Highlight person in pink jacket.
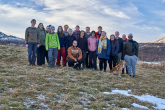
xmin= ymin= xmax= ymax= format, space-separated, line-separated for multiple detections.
xmin=88 ymin=31 xmax=98 ymax=70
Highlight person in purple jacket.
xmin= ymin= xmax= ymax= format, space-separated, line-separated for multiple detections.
xmin=56 ymin=26 xmax=67 ymax=67
xmin=88 ymin=31 xmax=98 ymax=70
xmin=108 ymin=34 xmax=119 ymax=70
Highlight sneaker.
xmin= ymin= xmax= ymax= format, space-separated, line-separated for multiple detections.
xmin=129 ymin=75 xmax=131 ymax=77
xmin=93 ymin=68 xmax=96 ymax=70
xmin=27 ymin=63 xmax=32 ymax=66
xmin=32 ymin=63 xmax=36 ymax=66
xmin=63 ymin=65 xmax=66 ymax=67
xmin=90 ymin=68 xmax=93 ymax=70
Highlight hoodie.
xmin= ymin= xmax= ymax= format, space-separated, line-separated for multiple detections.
xmin=88 ymin=36 xmax=98 ymax=51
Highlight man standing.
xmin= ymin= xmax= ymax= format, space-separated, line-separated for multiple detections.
xmin=45 ymin=25 xmax=51 ymax=65
xmin=123 ymin=33 xmax=139 ymax=77
xmin=85 ymin=26 xmax=91 ymax=68
xmin=25 ymin=19 xmax=40 ymax=66
xmin=115 ymin=31 xmax=123 ymax=64
xmin=73 ymin=25 xmax=80 ymax=40
xmin=96 ymin=26 xmax=102 ymax=39
xmin=67 ymin=40 xmax=82 ymax=70
xmin=121 ymin=34 xmax=128 ymax=74
xmin=63 ymin=24 xmax=69 ymax=36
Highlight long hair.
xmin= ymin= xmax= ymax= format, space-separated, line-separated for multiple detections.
xmin=57 ymin=26 xmax=64 ymax=37
xmin=90 ymin=31 xmax=96 ymax=38
xmin=79 ymin=30 xmax=86 ymax=38
xmin=110 ymin=34 xmax=117 ymax=46
xmin=37 ymin=23 xmax=46 ymax=36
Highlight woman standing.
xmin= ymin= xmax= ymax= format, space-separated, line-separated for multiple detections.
xmin=56 ymin=26 xmax=67 ymax=67
xmin=45 ymin=26 xmax=60 ymax=68
xmin=88 ymin=31 xmax=98 ymax=70
xmin=108 ymin=34 xmax=119 ymax=70
xmin=96 ymin=31 xmax=111 ymax=72
xmin=37 ymin=23 xmax=46 ymax=66
xmin=77 ymin=30 xmax=88 ymax=69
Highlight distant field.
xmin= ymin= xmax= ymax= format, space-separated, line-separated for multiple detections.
xmin=0 ymin=45 xmax=165 ymax=109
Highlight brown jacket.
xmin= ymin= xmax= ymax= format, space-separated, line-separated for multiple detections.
xmin=25 ymin=27 xmax=40 ymax=44
xmin=67 ymin=46 xmax=82 ymax=60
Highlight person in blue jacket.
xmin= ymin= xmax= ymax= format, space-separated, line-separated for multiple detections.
xmin=108 ymin=34 xmax=119 ymax=70
xmin=96 ymin=31 xmax=111 ymax=72
xmin=56 ymin=26 xmax=67 ymax=66
xmin=77 ymin=30 xmax=88 ymax=69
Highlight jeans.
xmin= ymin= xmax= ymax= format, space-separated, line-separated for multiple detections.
xmin=108 ymin=55 xmax=117 ymax=70
xmin=124 ymin=55 xmax=138 ymax=76
xmin=89 ymin=51 xmax=96 ymax=69
xmin=67 ymin=58 xmax=82 ymax=68
xmin=37 ymin=45 xmax=46 ymax=65
xmin=48 ymin=48 xmax=58 ymax=67
xmin=99 ymin=58 xmax=107 ymax=71
xmin=28 ymin=44 xmax=37 ymax=64
xmin=56 ymin=47 xmax=66 ymax=66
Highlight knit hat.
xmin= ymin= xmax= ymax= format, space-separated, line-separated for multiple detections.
xmin=128 ymin=33 xmax=133 ymax=37
xmin=50 ymin=26 xmax=55 ymax=31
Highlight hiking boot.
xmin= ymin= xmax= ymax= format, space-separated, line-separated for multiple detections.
xmin=57 ymin=64 xmax=60 ymax=67
xmin=32 ymin=63 xmax=36 ymax=66
xmin=129 ymin=75 xmax=131 ymax=77
xmin=133 ymin=75 xmax=136 ymax=78
xmin=27 ymin=63 xmax=32 ymax=66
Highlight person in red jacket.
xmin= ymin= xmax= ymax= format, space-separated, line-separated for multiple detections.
xmin=96 ymin=26 xmax=102 ymax=39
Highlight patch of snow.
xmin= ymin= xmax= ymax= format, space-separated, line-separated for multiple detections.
xmin=103 ymin=90 xmax=165 ymax=109
xmin=37 ymin=94 xmax=45 ymax=100
xmin=132 ymin=103 xmax=149 ymax=109
xmin=8 ymin=88 xmax=12 ymax=91
xmin=142 ymin=61 xmax=161 ymax=65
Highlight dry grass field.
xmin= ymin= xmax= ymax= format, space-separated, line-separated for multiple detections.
xmin=0 ymin=45 xmax=165 ymax=110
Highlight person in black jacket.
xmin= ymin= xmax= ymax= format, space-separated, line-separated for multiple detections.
xmin=115 ymin=31 xmax=123 ymax=64
xmin=66 ymin=29 xmax=76 ymax=51
xmin=77 ymin=30 xmax=88 ymax=69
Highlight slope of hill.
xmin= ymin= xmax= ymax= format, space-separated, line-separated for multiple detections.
xmin=0 ymin=45 xmax=165 ymax=109
xmin=0 ymin=32 xmax=25 ymax=47
xmin=148 ymin=37 xmax=165 ymax=43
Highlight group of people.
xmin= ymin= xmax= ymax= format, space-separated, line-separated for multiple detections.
xmin=25 ymin=19 xmax=139 ymax=77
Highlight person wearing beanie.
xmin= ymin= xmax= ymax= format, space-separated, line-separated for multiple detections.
xmin=88 ymin=31 xmax=98 ymax=70
xmin=45 ymin=26 xmax=60 ymax=68
xmin=123 ymin=33 xmax=139 ymax=77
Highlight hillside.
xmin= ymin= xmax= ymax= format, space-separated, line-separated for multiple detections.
xmin=0 ymin=32 xmax=25 ymax=47
xmin=148 ymin=37 xmax=165 ymax=43
xmin=0 ymin=45 xmax=165 ymax=109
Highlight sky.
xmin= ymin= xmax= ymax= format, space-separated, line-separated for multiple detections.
xmin=0 ymin=0 xmax=165 ymax=42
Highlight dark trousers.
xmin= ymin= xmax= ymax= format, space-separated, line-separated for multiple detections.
xmin=82 ymin=50 xmax=87 ymax=67
xmin=99 ymin=58 xmax=107 ymax=71
xmin=28 ymin=44 xmax=37 ymax=64
xmin=37 ymin=45 xmax=46 ymax=65
xmin=45 ymin=50 xmax=49 ymax=64
xmin=108 ymin=55 xmax=117 ymax=70
xmin=67 ymin=58 xmax=82 ymax=68
xmin=89 ymin=51 xmax=96 ymax=69
xmin=86 ymin=52 xmax=90 ymax=68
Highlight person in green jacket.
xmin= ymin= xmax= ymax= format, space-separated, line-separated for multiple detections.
xmin=37 ymin=23 xmax=46 ymax=66
xmin=45 ymin=26 xmax=60 ymax=68
xmin=123 ymin=33 xmax=139 ymax=77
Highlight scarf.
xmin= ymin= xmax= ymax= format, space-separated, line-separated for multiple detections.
xmin=97 ymin=36 xmax=107 ymax=54
xmin=128 ymin=40 xmax=135 ymax=53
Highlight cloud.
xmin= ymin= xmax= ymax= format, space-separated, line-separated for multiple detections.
xmin=0 ymin=0 xmax=164 ymax=42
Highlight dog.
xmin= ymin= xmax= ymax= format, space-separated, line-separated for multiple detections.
xmin=110 ymin=60 xmax=126 ymax=77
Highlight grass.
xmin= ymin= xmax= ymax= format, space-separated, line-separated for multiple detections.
xmin=0 ymin=45 xmax=165 ymax=109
